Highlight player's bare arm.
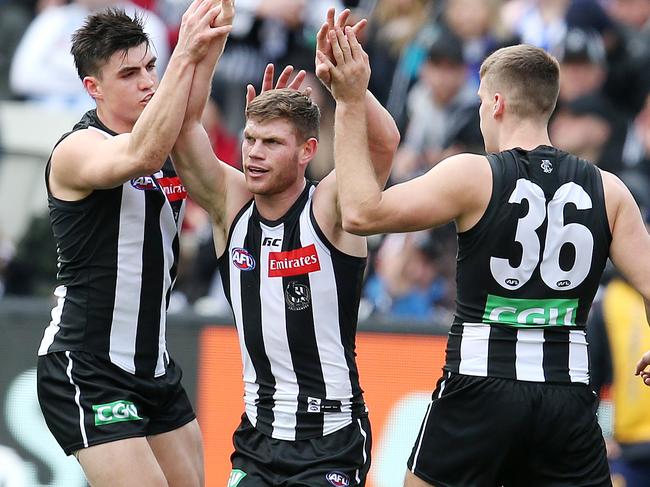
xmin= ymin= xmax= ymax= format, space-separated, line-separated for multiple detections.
xmin=603 ymin=170 xmax=650 ymax=385
xmin=327 ymin=27 xmax=490 ymax=236
xmin=313 ymin=14 xmax=399 ymax=252
xmin=49 ymin=0 xmax=229 ymax=201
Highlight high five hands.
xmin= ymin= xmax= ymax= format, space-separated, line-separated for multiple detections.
xmin=316 ymin=24 xmax=371 ymax=104
xmin=636 ymin=351 xmax=650 ymax=386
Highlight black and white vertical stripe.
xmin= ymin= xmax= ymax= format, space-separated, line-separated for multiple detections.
xmin=39 ymin=113 xmax=184 ymax=378
xmin=445 ymin=323 xmax=589 ymax=383
xmin=220 ymin=184 xmax=366 ymax=440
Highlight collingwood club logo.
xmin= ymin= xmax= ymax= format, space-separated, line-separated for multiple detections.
xmin=541 ymin=159 xmax=553 ymax=174
xmin=285 ymin=281 xmax=311 ymax=311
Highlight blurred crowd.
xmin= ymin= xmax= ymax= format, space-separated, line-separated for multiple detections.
xmin=2 ymin=0 xmax=650 ymax=324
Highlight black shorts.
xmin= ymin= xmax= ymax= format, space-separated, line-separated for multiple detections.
xmin=230 ymin=414 xmax=372 ymax=486
xmin=37 ymin=351 xmax=196 ymax=455
xmin=407 ymin=373 xmax=611 ymax=487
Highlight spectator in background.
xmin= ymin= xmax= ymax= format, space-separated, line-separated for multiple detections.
xmin=391 ymin=28 xmax=477 ymax=182
xmin=550 ymin=94 xmax=627 ymax=174
xmin=9 ymin=0 xmax=170 ymax=112
xmin=502 ymin=0 xmax=569 ymax=51
xmin=622 ymin=90 xmax=650 ymax=177
xmin=363 ymin=231 xmax=455 ymax=322
xmin=597 ymin=0 xmax=650 ymax=117
xmin=588 ymin=170 xmax=650 ymax=487
xmin=442 ymin=0 xmax=515 ymax=87
xmin=364 ymin=0 xmax=433 ymax=116
xmin=0 ymin=0 xmax=34 ymax=100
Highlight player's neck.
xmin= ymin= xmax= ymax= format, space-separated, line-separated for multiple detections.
xmin=254 ymin=178 xmax=307 ymax=221
xmin=498 ymin=120 xmax=551 ymax=152
xmin=95 ymin=106 xmax=135 ymax=135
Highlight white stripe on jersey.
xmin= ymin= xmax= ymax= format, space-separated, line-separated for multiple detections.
xmin=568 ymin=330 xmax=589 ymax=383
xmin=458 ymin=323 xmax=490 ymax=376
xmin=258 ymin=221 xmax=300 ymax=438
xmin=109 ymin=182 xmax=146 ymax=374
xmin=156 ymin=182 xmax=180 ymax=375
xmin=300 ymin=205 xmax=353 ymax=435
xmin=515 ymin=328 xmax=545 ymax=381
xmin=231 ymin=204 xmax=261 ymax=428
xmin=39 ymin=285 xmax=66 ymax=355
xmin=65 ymin=351 xmax=88 ymax=448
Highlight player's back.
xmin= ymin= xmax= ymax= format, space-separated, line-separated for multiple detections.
xmin=446 ymin=145 xmax=611 ymax=383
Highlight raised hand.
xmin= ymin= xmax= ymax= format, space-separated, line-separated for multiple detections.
xmin=245 ymin=64 xmax=309 ymax=107
xmin=317 ymin=26 xmax=370 ymax=103
xmin=315 ymin=8 xmax=367 ymax=90
xmin=176 ymin=0 xmax=233 ymax=64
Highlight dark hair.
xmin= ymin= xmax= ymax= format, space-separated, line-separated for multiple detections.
xmin=246 ymin=89 xmax=320 ymax=141
xmin=480 ymin=44 xmax=560 ymax=121
xmin=71 ymin=8 xmax=150 ymax=80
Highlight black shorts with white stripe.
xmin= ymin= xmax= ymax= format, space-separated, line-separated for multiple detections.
xmin=229 ymin=413 xmax=371 ymax=486
xmin=407 ymin=372 xmax=611 ymax=487
xmin=37 ymin=351 xmax=195 ymax=455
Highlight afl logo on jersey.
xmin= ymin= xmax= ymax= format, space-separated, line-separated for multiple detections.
xmin=232 ymin=248 xmax=256 ymax=271
xmin=326 ymin=471 xmax=350 ymax=487
xmin=130 ymin=176 xmax=157 ymax=190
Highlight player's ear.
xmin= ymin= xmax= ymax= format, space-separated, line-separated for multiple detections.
xmin=84 ymin=76 xmax=102 ymax=101
xmin=493 ymin=93 xmax=505 ymax=117
xmin=299 ymin=138 xmax=318 ymax=166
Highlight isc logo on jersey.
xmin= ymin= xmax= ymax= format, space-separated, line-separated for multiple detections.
xmin=232 ymin=247 xmax=256 ymax=271
xmin=326 ymin=471 xmax=350 ymax=487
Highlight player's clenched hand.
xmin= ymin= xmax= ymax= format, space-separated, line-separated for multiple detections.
xmin=245 ymin=64 xmax=310 ymax=108
xmin=315 ymin=8 xmax=367 ymax=90
xmin=176 ymin=0 xmax=233 ymax=64
xmin=318 ymin=26 xmax=370 ymax=103
xmin=635 ymin=350 xmax=650 ymax=386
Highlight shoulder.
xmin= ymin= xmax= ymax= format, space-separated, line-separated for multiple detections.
xmin=52 ymin=128 xmax=111 ymax=167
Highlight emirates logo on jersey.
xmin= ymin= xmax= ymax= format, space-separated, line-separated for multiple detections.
xmin=268 ymin=244 xmax=320 ymax=277
xmin=158 ymin=177 xmax=187 ymax=202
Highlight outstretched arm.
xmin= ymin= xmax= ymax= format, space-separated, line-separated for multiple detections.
xmin=327 ymin=27 xmax=490 ymax=236
xmin=50 ymin=0 xmax=231 ymax=199
xmin=315 ymin=8 xmax=399 ymax=186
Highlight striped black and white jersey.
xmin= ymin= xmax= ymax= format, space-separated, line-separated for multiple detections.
xmin=446 ymin=146 xmax=611 ymax=384
xmin=38 ymin=110 xmax=187 ymax=378
xmin=218 ymin=182 xmax=367 ymax=441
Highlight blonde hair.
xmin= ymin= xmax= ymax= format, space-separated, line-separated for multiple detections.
xmin=246 ymin=89 xmax=320 ymax=142
xmin=480 ymin=44 xmax=560 ymax=120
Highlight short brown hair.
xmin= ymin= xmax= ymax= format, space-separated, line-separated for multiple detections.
xmin=480 ymin=44 xmax=560 ymax=121
xmin=246 ymin=89 xmax=320 ymax=142
xmin=71 ymin=8 xmax=150 ymax=79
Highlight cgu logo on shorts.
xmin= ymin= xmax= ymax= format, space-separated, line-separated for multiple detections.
xmin=227 ymin=469 xmax=247 ymax=487
xmin=326 ymin=471 xmax=350 ymax=487
xmin=232 ymin=247 xmax=256 ymax=271
xmin=92 ymin=400 xmax=142 ymax=426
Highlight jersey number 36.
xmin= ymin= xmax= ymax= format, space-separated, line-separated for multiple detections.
xmin=490 ymin=180 xmax=594 ymax=291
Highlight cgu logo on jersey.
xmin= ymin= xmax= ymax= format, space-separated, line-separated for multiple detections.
xmin=483 ymin=294 xmax=579 ymax=327
xmin=268 ymin=244 xmax=320 ymax=277
xmin=326 ymin=471 xmax=350 ymax=487
xmin=93 ymin=400 xmax=142 ymax=426
xmin=232 ymin=247 xmax=256 ymax=271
